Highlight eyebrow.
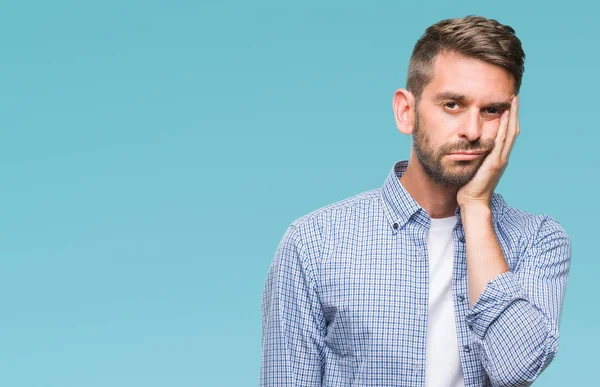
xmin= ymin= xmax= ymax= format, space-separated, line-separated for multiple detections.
xmin=433 ymin=92 xmax=512 ymax=111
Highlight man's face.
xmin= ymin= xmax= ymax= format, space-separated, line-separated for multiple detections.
xmin=411 ymin=52 xmax=515 ymax=187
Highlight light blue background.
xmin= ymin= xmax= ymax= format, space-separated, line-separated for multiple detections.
xmin=1 ymin=1 xmax=597 ymax=386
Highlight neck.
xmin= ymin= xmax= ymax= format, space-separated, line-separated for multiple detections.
xmin=399 ymin=150 xmax=460 ymax=219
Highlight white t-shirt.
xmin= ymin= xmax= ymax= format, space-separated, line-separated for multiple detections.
xmin=424 ymin=215 xmax=465 ymax=387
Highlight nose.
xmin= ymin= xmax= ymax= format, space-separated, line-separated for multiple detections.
xmin=458 ymin=109 xmax=482 ymax=142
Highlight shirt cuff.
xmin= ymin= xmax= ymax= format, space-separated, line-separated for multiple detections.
xmin=466 ymin=271 xmax=527 ymax=339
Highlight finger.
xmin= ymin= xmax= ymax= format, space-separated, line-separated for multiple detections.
xmin=491 ymin=106 xmax=510 ymax=162
xmin=501 ymin=96 xmax=519 ymax=161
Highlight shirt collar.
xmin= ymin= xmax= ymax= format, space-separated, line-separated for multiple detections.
xmin=380 ymin=160 xmax=505 ymax=231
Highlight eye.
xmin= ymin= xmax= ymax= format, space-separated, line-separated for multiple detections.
xmin=483 ymin=107 xmax=501 ymax=115
xmin=444 ymin=102 xmax=460 ymax=111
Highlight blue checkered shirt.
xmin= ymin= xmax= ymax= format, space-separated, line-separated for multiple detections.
xmin=261 ymin=160 xmax=571 ymax=386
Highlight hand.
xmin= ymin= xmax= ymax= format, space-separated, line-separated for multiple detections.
xmin=457 ymin=95 xmax=520 ymax=208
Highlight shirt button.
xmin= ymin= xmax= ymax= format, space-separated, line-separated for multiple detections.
xmin=458 ymin=295 xmax=465 ymax=302
xmin=468 ymin=324 xmax=473 ymax=331
xmin=464 ymin=345 xmax=471 ymax=353
xmin=459 ymin=236 xmax=466 ymax=243
xmin=393 ymin=223 xmax=399 ymax=230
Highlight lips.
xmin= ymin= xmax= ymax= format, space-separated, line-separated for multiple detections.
xmin=448 ymin=151 xmax=485 ymax=155
xmin=446 ymin=150 xmax=486 ymax=161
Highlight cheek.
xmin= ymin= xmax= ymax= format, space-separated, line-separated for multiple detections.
xmin=482 ymin=120 xmax=501 ymax=139
xmin=421 ymin=113 xmax=459 ymax=146
xmin=427 ymin=108 xmax=462 ymax=133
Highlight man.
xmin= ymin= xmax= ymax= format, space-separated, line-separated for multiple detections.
xmin=261 ymin=15 xmax=571 ymax=387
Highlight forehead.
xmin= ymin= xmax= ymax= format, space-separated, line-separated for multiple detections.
xmin=422 ymin=52 xmax=515 ymax=102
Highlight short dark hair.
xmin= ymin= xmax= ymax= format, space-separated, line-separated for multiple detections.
xmin=406 ymin=15 xmax=525 ymax=103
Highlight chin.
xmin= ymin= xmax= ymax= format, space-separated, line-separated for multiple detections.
xmin=440 ymin=166 xmax=479 ymax=185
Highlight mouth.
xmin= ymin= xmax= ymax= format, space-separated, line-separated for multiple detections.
xmin=446 ymin=151 xmax=485 ymax=160
xmin=448 ymin=150 xmax=486 ymax=155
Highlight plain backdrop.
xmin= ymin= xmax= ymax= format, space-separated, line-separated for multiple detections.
xmin=1 ymin=1 xmax=598 ymax=386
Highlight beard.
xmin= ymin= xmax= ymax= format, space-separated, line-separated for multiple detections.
xmin=412 ymin=112 xmax=495 ymax=188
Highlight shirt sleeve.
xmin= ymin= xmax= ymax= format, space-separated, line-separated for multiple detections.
xmin=260 ymin=225 xmax=327 ymax=386
xmin=465 ymin=216 xmax=572 ymax=387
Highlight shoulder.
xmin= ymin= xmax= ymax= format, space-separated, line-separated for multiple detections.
xmin=291 ymin=188 xmax=381 ymax=228
xmin=495 ymin=193 xmax=571 ymax=251
xmin=282 ymin=188 xmax=383 ymax=252
xmin=272 ymin=188 xmax=383 ymax=278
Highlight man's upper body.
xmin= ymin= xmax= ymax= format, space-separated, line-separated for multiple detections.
xmin=261 ymin=15 xmax=572 ymax=387
xmin=261 ymin=160 xmax=571 ymax=386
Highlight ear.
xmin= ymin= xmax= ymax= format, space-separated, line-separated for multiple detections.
xmin=392 ymin=88 xmax=416 ymax=135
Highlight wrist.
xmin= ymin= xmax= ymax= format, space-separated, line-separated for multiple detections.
xmin=460 ymin=201 xmax=492 ymax=219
